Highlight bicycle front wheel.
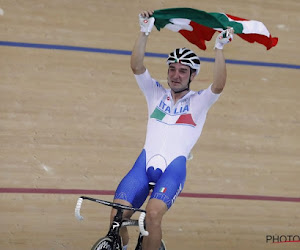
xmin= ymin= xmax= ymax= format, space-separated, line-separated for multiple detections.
xmin=91 ymin=237 xmax=115 ymax=250
xmin=159 ymin=239 xmax=167 ymax=250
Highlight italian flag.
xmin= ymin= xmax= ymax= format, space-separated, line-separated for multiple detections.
xmin=152 ymin=8 xmax=278 ymax=50
xmin=150 ymin=108 xmax=197 ymax=127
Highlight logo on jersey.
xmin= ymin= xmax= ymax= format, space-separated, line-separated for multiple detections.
xmin=150 ymin=100 xmax=197 ymax=127
xmin=155 ymin=81 xmax=162 ymax=88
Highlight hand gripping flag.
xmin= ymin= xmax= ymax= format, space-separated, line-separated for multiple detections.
xmin=152 ymin=8 xmax=278 ymax=50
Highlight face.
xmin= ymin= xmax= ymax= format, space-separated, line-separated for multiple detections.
xmin=167 ymin=63 xmax=195 ymax=93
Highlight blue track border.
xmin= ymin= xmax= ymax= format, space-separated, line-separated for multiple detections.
xmin=1 ymin=41 xmax=299 ymax=70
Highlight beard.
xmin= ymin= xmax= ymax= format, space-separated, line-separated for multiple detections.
xmin=168 ymin=79 xmax=190 ymax=93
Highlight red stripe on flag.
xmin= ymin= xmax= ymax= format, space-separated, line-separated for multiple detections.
xmin=237 ymin=33 xmax=278 ymax=50
xmin=178 ymin=17 xmax=278 ymax=50
xmin=179 ymin=21 xmax=217 ymax=50
xmin=176 ymin=114 xmax=197 ymax=126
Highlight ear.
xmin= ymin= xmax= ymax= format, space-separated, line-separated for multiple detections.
xmin=189 ymin=71 xmax=196 ymax=82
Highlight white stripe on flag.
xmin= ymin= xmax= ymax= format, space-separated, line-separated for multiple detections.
xmin=226 ymin=16 xmax=270 ymax=36
xmin=165 ymin=18 xmax=193 ymax=32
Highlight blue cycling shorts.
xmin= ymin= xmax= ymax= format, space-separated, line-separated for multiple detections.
xmin=114 ymin=150 xmax=186 ymax=209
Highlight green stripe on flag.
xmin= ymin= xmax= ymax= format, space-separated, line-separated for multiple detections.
xmin=153 ymin=8 xmax=243 ymax=34
xmin=153 ymin=8 xmax=223 ymax=30
xmin=150 ymin=108 xmax=166 ymax=120
xmin=210 ymin=12 xmax=243 ymax=33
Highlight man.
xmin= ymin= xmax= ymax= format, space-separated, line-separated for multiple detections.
xmin=111 ymin=10 xmax=233 ymax=250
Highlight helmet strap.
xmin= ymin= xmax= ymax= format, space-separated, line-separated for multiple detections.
xmin=173 ymin=85 xmax=189 ymax=94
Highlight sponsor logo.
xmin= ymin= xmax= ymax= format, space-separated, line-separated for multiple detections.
xmin=112 ymin=222 xmax=120 ymax=230
xmin=96 ymin=240 xmax=111 ymax=250
xmin=171 ymin=183 xmax=182 ymax=205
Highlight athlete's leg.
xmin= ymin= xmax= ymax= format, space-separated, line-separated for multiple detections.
xmin=142 ymin=198 xmax=167 ymax=250
xmin=111 ymin=150 xmax=150 ymax=246
xmin=143 ymin=155 xmax=187 ymax=249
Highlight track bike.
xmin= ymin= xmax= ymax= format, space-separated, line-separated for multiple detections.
xmin=75 ymin=196 xmax=166 ymax=250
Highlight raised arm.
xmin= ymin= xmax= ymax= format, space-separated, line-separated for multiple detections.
xmin=131 ymin=10 xmax=154 ymax=75
xmin=211 ymin=28 xmax=234 ymax=94
xmin=131 ymin=33 xmax=148 ymax=75
xmin=212 ymin=49 xmax=226 ymax=94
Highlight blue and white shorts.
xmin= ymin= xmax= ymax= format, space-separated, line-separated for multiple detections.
xmin=114 ymin=150 xmax=186 ymax=209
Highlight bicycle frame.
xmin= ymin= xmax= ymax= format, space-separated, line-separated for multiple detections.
xmin=75 ymin=196 xmax=149 ymax=250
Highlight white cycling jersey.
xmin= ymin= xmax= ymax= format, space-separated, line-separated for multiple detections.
xmin=135 ymin=69 xmax=220 ymax=172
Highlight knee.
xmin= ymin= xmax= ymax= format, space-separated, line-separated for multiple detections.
xmin=146 ymin=206 xmax=166 ymax=227
xmin=146 ymin=210 xmax=161 ymax=228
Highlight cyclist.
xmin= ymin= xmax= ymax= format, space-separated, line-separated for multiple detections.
xmin=111 ymin=10 xmax=234 ymax=250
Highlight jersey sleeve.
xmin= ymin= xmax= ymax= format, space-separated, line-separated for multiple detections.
xmin=192 ymin=84 xmax=221 ymax=115
xmin=134 ymin=69 xmax=166 ymax=107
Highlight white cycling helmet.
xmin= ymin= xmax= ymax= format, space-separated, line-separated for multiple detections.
xmin=167 ymin=48 xmax=201 ymax=75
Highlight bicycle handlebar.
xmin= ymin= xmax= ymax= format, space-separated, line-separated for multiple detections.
xmin=138 ymin=212 xmax=149 ymax=236
xmin=74 ymin=196 xmax=149 ymax=236
xmin=75 ymin=197 xmax=84 ymax=220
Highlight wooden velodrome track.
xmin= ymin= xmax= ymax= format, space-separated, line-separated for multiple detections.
xmin=0 ymin=0 xmax=299 ymax=249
